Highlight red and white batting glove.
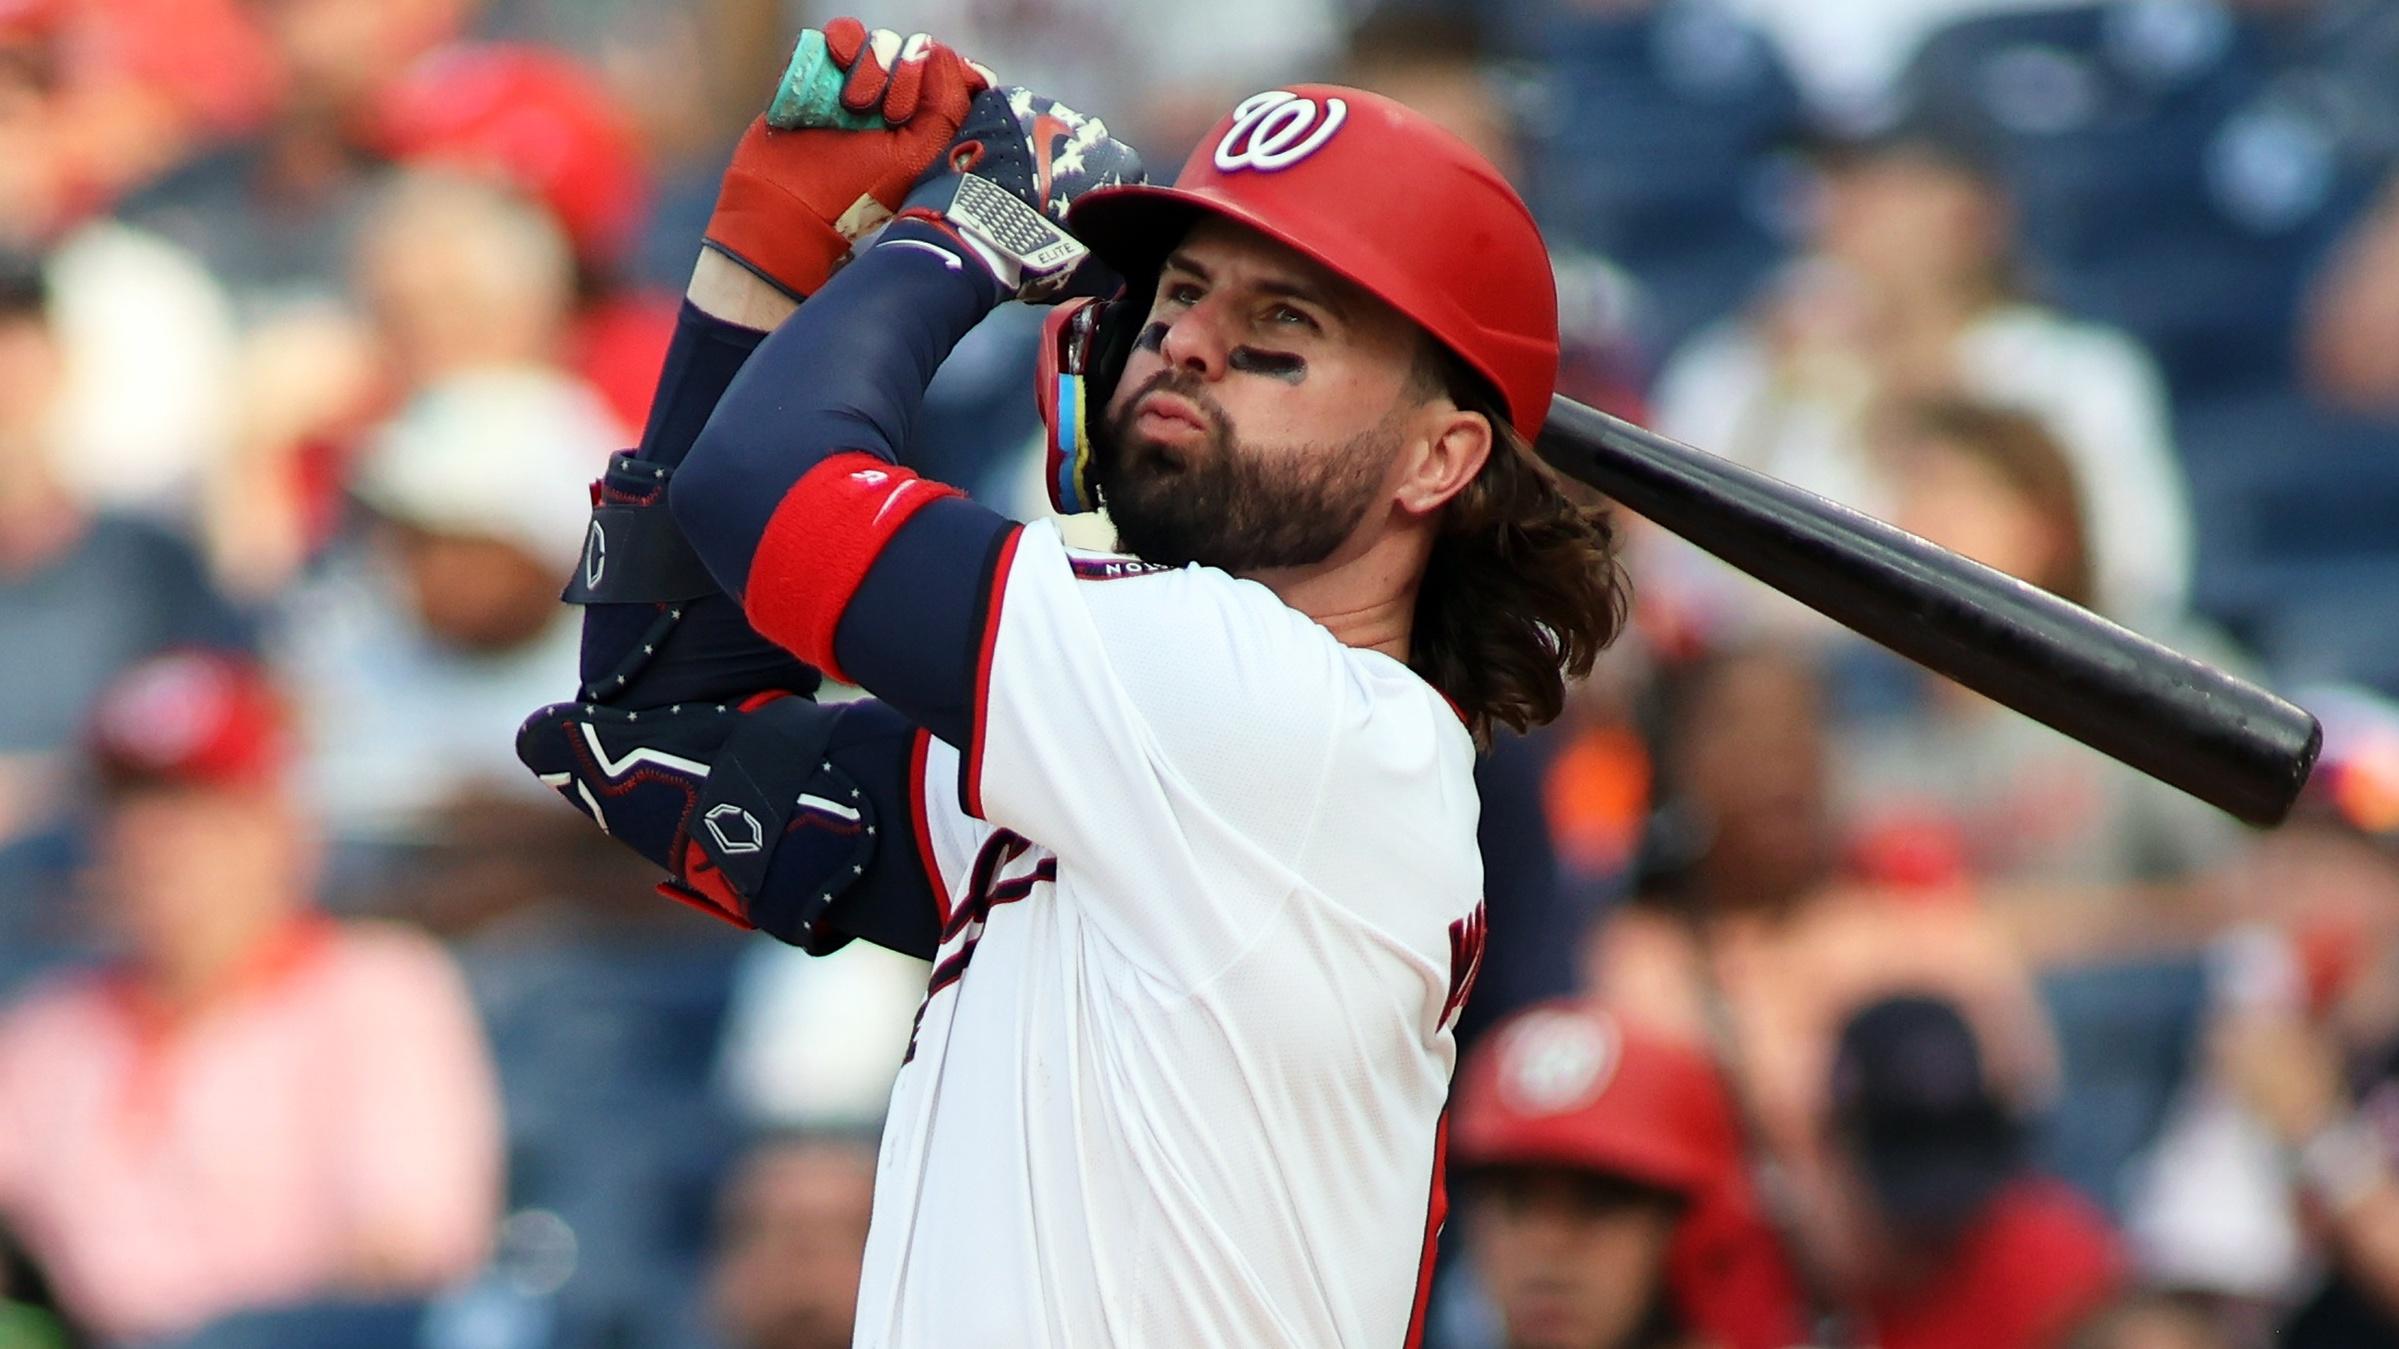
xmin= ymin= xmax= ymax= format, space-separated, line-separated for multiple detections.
xmin=703 ymin=18 xmax=992 ymax=299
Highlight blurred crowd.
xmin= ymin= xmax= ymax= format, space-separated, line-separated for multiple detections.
xmin=0 ymin=0 xmax=2396 ymax=1346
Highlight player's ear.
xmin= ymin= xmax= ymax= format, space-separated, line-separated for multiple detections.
xmin=1392 ymin=406 xmax=1491 ymax=519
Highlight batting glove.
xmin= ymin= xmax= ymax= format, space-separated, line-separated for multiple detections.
xmin=892 ymin=86 xmax=1144 ymax=302
xmin=703 ymin=18 xmax=993 ymax=300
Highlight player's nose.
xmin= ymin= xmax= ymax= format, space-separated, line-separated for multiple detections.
xmin=1155 ymin=304 xmax=1231 ymax=382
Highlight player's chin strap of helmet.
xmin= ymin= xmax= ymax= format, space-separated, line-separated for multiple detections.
xmin=1036 ymin=292 xmax=1145 ymax=515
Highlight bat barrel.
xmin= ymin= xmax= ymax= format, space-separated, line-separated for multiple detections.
xmin=1536 ymin=396 xmax=2323 ymax=827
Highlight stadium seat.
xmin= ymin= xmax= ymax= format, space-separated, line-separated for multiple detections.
xmin=1903 ymin=2 xmax=2268 ymax=253
xmin=158 ymin=1300 xmax=429 ymax=1349
xmin=2177 ymin=390 xmax=2399 ymax=689
xmin=1500 ymin=0 xmax=1806 ymax=354
xmin=2034 ymin=954 xmax=2210 ymax=1217
xmin=461 ymin=931 xmax=747 ymax=1349
xmin=1902 ymin=2 xmax=2369 ymax=401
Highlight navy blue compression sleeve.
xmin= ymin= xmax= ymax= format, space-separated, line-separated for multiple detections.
xmin=641 ymin=300 xmax=767 ymax=469
xmin=673 ymin=221 xmax=1017 ymax=746
xmin=674 ymin=221 xmax=1005 ymax=592
xmin=582 ymin=301 xmax=822 ymax=706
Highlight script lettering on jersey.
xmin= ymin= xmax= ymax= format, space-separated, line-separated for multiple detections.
xmin=904 ymin=828 xmax=1057 ymax=1062
xmin=1213 ymin=90 xmax=1347 ymax=173
xmin=1440 ymin=903 xmax=1487 ymax=1032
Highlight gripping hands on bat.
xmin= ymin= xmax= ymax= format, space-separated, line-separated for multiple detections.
xmin=520 ymin=22 xmax=1139 ymax=950
xmin=701 ymin=18 xmax=989 ymax=300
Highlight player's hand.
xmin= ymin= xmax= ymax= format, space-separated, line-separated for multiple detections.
xmin=703 ymin=19 xmax=992 ymax=300
xmin=893 ymin=86 xmax=1144 ymax=302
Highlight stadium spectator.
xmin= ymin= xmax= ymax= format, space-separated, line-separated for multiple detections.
xmin=2303 ymin=172 xmax=2399 ymax=420
xmin=1590 ymin=644 xmax=2058 ymax=1291
xmin=1825 ymin=994 xmax=2127 ymax=1349
xmin=2063 ymin=1291 xmax=2233 ymax=1349
xmin=362 ymin=40 xmax=673 ymax=430
xmin=1649 ymin=115 xmax=2193 ymax=632
xmin=0 ymin=651 xmax=501 ymax=1342
xmin=0 ymin=246 xmax=246 ymax=866
xmin=2129 ymin=687 xmax=2399 ymax=1342
xmin=114 ymin=0 xmax=473 ymax=313
xmin=707 ymin=1132 xmax=881 ymax=1349
xmin=1840 ymin=399 xmax=2245 ymax=962
xmin=0 ymin=0 xmax=276 ymax=243
xmin=119 ymin=0 xmax=665 ymax=502
xmin=1449 ymin=1000 xmax=1807 ymax=1349
xmin=272 ymin=336 xmax=606 ymax=847
xmin=209 ymin=166 xmax=618 ymax=595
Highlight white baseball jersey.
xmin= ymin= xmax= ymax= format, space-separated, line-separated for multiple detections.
xmin=855 ymin=519 xmax=1488 ymax=1348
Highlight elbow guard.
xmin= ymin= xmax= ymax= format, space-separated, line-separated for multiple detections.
xmin=515 ymin=693 xmax=932 ymax=958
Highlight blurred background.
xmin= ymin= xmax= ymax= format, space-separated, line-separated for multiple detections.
xmin=0 ymin=0 xmax=2395 ymax=1346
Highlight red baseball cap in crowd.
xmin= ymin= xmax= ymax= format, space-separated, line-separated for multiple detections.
xmin=367 ymin=43 xmax=649 ymax=266
xmin=0 ymin=0 xmax=59 ymax=42
xmin=86 ymin=650 xmax=291 ymax=793
xmin=1451 ymin=1000 xmax=1739 ymax=1197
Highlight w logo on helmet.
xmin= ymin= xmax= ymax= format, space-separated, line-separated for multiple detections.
xmin=1213 ymin=90 xmax=1347 ymax=173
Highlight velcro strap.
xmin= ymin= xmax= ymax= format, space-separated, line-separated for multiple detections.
xmin=693 ymin=696 xmax=875 ymax=923
xmin=561 ymin=455 xmax=721 ymax=605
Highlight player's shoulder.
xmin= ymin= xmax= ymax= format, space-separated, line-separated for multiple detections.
xmin=1014 ymin=521 xmax=1472 ymax=759
xmin=1019 ymin=522 xmax=1337 ymax=668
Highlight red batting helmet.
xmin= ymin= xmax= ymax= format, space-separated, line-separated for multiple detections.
xmin=1451 ymin=1001 xmax=1739 ymax=1197
xmin=1038 ymin=85 xmax=1558 ymax=515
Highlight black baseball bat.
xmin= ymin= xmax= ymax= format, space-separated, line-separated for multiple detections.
xmin=1535 ymin=396 xmax=2322 ymax=827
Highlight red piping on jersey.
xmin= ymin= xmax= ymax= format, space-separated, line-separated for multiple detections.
xmin=962 ymin=525 xmax=1024 ymax=820
xmin=1406 ymin=1111 xmax=1450 ymax=1349
xmin=908 ymin=728 xmax=948 ymax=928
xmin=743 ymin=451 xmax=960 ymax=684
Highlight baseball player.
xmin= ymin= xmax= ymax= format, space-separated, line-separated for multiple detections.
xmin=516 ymin=19 xmax=1627 ymax=1346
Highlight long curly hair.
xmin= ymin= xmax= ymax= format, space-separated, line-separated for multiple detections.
xmin=1409 ymin=348 xmax=1631 ymax=743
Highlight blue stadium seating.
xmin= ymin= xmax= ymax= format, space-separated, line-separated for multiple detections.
xmin=460 ymin=931 xmax=747 ymax=1349
xmin=1905 ymin=5 xmax=2267 ymax=248
xmin=2033 ymin=954 xmax=2210 ymax=1217
xmin=155 ymin=1300 xmax=429 ymax=1349
xmin=2177 ymin=390 xmax=2399 ymax=690
xmin=1903 ymin=3 xmax=2372 ymax=400
xmin=1500 ymin=0 xmax=1806 ymax=355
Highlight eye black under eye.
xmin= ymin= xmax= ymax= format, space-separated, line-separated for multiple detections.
xmin=1229 ymin=347 xmax=1306 ymax=382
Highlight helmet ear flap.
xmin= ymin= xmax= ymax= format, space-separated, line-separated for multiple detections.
xmin=1038 ymin=295 xmax=1141 ymax=515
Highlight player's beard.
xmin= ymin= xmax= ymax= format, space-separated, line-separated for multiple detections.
xmin=1097 ymin=371 xmax=1395 ymax=574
